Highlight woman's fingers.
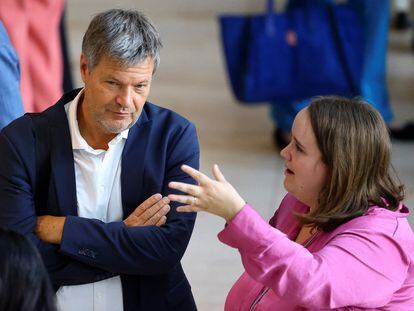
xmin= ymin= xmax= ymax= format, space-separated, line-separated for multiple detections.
xmin=168 ymin=194 xmax=198 ymax=206
xmin=212 ymin=164 xmax=226 ymax=182
xmin=181 ymin=165 xmax=210 ymax=184
xmin=176 ymin=205 xmax=201 ymax=213
xmin=168 ymin=181 xmax=200 ymax=196
xmin=168 ymin=165 xmax=227 ymax=215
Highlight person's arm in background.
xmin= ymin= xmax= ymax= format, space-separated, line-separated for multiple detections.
xmin=0 ymin=21 xmax=24 ymax=131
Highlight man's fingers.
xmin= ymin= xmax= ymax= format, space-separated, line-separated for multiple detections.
xmin=125 ymin=195 xmax=169 ymax=227
xmin=168 ymin=181 xmax=199 ymax=196
xmin=212 ymin=164 xmax=226 ymax=182
xmin=142 ymin=198 xmax=170 ymax=222
xmin=144 ymin=204 xmax=170 ymax=226
xmin=136 ymin=193 xmax=163 ymax=215
xmin=155 ymin=216 xmax=167 ymax=226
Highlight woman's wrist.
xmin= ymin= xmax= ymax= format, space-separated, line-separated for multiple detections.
xmin=224 ymin=198 xmax=246 ymax=223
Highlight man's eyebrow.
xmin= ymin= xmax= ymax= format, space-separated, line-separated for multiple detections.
xmin=105 ymin=75 xmax=119 ymax=81
xmin=105 ymin=76 xmax=151 ymax=84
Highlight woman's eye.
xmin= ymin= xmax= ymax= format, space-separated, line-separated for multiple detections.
xmin=295 ymin=143 xmax=303 ymax=152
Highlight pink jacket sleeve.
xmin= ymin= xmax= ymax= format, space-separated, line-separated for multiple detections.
xmin=218 ymin=204 xmax=410 ymax=309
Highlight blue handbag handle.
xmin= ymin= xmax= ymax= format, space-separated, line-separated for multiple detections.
xmin=266 ymin=0 xmax=274 ymax=13
xmin=264 ymin=0 xmax=299 ymax=36
xmin=327 ymin=6 xmax=359 ymax=95
xmin=265 ymin=0 xmax=276 ymax=35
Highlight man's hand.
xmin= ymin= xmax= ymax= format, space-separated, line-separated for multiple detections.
xmin=124 ymin=193 xmax=171 ymax=227
xmin=36 ymin=215 xmax=66 ymax=244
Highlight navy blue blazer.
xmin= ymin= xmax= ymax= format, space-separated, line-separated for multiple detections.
xmin=0 ymin=89 xmax=199 ymax=310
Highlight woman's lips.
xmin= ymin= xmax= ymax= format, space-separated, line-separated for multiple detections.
xmin=285 ymin=168 xmax=294 ymax=175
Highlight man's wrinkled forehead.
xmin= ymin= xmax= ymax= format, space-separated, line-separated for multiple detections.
xmin=86 ymin=53 xmax=156 ymax=74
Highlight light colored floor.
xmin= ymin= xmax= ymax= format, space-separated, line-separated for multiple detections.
xmin=67 ymin=2 xmax=414 ymax=309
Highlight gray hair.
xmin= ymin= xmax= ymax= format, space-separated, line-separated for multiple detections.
xmin=82 ymin=9 xmax=162 ymax=72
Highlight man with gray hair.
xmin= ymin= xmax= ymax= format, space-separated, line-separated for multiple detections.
xmin=0 ymin=9 xmax=199 ymax=311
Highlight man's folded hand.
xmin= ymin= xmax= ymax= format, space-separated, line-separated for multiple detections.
xmin=124 ymin=193 xmax=170 ymax=227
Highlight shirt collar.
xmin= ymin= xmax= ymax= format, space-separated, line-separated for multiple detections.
xmin=66 ymin=89 xmax=129 ymax=152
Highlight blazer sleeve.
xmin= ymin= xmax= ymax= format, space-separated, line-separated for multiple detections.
xmin=59 ymin=122 xmax=200 ymax=275
xmin=0 ymin=123 xmax=112 ymax=287
xmin=218 ymin=204 xmax=409 ymax=309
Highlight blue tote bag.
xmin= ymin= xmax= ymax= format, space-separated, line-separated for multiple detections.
xmin=219 ymin=0 xmax=364 ymax=104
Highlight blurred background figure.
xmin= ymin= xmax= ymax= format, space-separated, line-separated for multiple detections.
xmin=59 ymin=7 xmax=74 ymax=94
xmin=388 ymin=0 xmax=414 ymax=140
xmin=0 ymin=0 xmax=64 ymax=112
xmin=392 ymin=0 xmax=414 ymax=51
xmin=391 ymin=120 xmax=414 ymax=140
xmin=393 ymin=0 xmax=411 ymax=30
xmin=0 ymin=227 xmax=56 ymax=311
xmin=272 ymin=0 xmax=393 ymax=149
xmin=0 ymin=21 xmax=24 ymax=130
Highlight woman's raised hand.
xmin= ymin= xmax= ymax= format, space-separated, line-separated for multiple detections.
xmin=168 ymin=164 xmax=246 ymax=222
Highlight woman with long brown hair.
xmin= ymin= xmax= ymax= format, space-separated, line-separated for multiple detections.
xmin=169 ymin=96 xmax=414 ymax=310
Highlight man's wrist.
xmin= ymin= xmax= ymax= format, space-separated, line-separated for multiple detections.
xmin=36 ymin=215 xmax=66 ymax=244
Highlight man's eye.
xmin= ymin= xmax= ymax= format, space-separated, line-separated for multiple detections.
xmin=295 ymin=143 xmax=303 ymax=153
xmin=106 ymin=81 xmax=117 ymax=86
xmin=135 ymin=84 xmax=146 ymax=89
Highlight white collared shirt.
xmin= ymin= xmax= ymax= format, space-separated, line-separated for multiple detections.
xmin=56 ymin=90 xmax=127 ymax=311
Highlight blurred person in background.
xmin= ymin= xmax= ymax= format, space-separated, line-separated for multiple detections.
xmin=169 ymin=97 xmax=414 ymax=310
xmin=0 ymin=21 xmax=24 ymax=130
xmin=0 ymin=227 xmax=56 ymax=311
xmin=388 ymin=0 xmax=414 ymax=141
xmin=60 ymin=7 xmax=74 ymax=94
xmin=393 ymin=0 xmax=411 ymax=30
xmin=391 ymin=121 xmax=414 ymax=140
xmin=272 ymin=0 xmax=393 ymax=150
xmin=0 ymin=0 xmax=64 ymax=112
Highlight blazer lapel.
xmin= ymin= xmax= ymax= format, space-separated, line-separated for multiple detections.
xmin=121 ymin=108 xmax=152 ymax=216
xmin=44 ymin=90 xmax=79 ymax=216
xmin=43 ymin=91 xmax=153 ymax=218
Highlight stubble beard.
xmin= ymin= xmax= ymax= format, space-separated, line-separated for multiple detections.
xmin=94 ymin=111 xmax=139 ymax=134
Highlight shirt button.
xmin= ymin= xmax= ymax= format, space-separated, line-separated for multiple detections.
xmin=99 ymin=185 xmax=105 ymax=192
xmin=96 ymin=292 xmax=102 ymax=299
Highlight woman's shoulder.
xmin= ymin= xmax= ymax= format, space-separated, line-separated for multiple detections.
xmin=333 ymin=203 xmax=414 ymax=246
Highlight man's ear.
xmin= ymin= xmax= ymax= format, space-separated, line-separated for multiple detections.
xmin=80 ymin=54 xmax=89 ymax=83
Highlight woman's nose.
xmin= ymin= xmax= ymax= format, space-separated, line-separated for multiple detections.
xmin=280 ymin=144 xmax=291 ymax=160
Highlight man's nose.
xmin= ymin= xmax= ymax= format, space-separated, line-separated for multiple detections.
xmin=115 ymin=87 xmax=133 ymax=108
